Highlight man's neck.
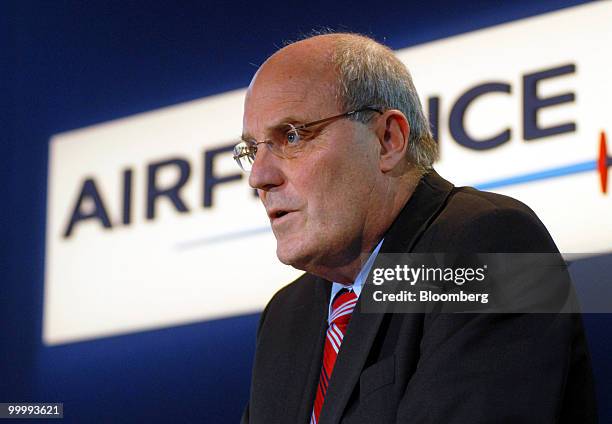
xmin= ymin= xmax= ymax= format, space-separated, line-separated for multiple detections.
xmin=307 ymin=171 xmax=421 ymax=283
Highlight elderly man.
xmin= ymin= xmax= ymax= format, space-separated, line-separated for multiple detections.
xmin=236 ymin=33 xmax=596 ymax=423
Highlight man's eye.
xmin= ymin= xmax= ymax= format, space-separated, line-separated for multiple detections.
xmin=285 ymin=129 xmax=302 ymax=145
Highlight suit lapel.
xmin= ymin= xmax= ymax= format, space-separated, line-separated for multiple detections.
xmin=318 ymin=171 xmax=454 ymax=424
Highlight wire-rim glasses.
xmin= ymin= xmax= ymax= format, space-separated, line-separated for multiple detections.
xmin=233 ymin=107 xmax=383 ymax=172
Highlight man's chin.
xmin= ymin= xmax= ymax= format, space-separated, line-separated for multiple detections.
xmin=275 ymin=244 xmax=312 ymax=271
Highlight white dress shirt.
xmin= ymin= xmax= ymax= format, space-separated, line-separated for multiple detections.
xmin=328 ymin=239 xmax=384 ymax=324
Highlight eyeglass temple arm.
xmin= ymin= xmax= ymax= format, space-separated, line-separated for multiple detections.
xmin=296 ymin=107 xmax=383 ymax=130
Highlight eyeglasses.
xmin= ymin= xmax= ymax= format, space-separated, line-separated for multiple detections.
xmin=233 ymin=107 xmax=383 ymax=172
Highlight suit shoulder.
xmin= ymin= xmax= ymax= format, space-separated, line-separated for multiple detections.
xmin=445 ymin=186 xmax=536 ymax=217
xmin=423 ymin=186 xmax=559 ymax=252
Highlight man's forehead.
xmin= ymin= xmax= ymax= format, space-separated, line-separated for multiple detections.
xmin=248 ymin=38 xmax=337 ymax=100
xmin=244 ymin=64 xmax=337 ymax=134
xmin=248 ymin=59 xmax=334 ymax=100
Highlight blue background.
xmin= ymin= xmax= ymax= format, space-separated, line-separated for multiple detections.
xmin=1 ymin=1 xmax=610 ymax=422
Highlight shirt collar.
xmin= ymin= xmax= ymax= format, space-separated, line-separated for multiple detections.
xmin=328 ymin=238 xmax=384 ymax=323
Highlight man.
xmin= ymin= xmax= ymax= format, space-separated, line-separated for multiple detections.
xmin=236 ymin=33 xmax=596 ymax=423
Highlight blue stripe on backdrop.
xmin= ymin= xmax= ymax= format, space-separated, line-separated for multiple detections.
xmin=3 ymin=1 xmax=609 ymax=423
xmin=474 ymin=160 xmax=597 ymax=190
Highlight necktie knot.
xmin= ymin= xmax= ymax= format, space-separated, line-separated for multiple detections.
xmin=330 ymin=289 xmax=358 ymax=328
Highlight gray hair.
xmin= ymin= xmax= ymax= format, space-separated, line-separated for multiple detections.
xmin=329 ymin=33 xmax=438 ymax=171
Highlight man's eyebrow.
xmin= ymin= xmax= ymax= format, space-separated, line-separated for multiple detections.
xmin=241 ymin=116 xmax=306 ymax=141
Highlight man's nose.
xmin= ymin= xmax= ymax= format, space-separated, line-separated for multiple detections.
xmin=248 ymin=146 xmax=284 ymax=192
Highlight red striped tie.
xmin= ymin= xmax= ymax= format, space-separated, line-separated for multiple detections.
xmin=311 ymin=289 xmax=358 ymax=424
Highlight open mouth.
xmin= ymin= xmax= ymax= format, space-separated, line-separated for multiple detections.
xmin=269 ymin=209 xmax=295 ymax=223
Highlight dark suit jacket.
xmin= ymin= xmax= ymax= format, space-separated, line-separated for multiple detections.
xmin=242 ymin=170 xmax=597 ymax=423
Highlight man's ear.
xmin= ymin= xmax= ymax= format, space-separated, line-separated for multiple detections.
xmin=374 ymin=110 xmax=410 ymax=172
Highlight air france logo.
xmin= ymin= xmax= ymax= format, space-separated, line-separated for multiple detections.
xmin=60 ymin=62 xmax=610 ymax=240
xmin=425 ymin=62 xmax=610 ymax=194
xmin=61 ymin=144 xmax=256 ymax=238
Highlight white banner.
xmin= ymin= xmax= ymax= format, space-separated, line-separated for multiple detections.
xmin=45 ymin=2 xmax=611 ymax=345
